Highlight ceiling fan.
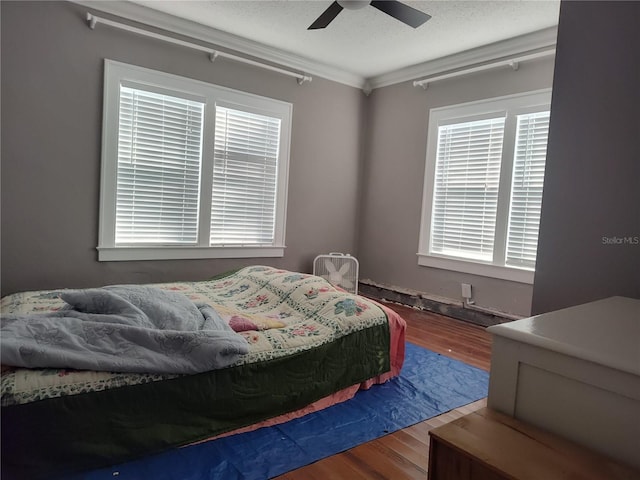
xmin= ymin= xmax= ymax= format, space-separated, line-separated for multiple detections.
xmin=308 ymin=0 xmax=431 ymax=30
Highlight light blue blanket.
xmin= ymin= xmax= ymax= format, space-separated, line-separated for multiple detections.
xmin=0 ymin=286 xmax=249 ymax=374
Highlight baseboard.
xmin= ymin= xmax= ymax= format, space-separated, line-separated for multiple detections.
xmin=359 ymin=281 xmax=518 ymax=327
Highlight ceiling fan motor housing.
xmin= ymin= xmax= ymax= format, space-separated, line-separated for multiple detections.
xmin=309 ymin=1 xmax=431 ymax=30
xmin=338 ymin=1 xmax=371 ymax=10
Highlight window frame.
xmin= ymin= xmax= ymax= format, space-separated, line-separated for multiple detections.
xmin=98 ymin=60 xmax=292 ymax=261
xmin=417 ymin=89 xmax=552 ymax=284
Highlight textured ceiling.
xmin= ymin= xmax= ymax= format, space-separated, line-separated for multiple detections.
xmin=130 ymin=0 xmax=560 ymax=78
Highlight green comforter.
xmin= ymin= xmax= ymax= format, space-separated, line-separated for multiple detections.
xmin=1 ymin=266 xmax=391 ymax=479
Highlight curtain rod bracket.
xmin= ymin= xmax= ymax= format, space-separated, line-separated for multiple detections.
xmin=413 ymin=80 xmax=429 ymax=90
xmin=509 ymin=61 xmax=520 ymax=71
xmin=87 ymin=13 xmax=97 ymax=30
xmin=297 ymin=76 xmax=312 ymax=86
xmin=209 ymin=52 xmax=219 ymax=63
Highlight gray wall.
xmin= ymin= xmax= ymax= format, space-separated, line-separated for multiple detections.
xmin=1 ymin=2 xmax=366 ymax=295
xmin=357 ymin=58 xmax=556 ymax=317
xmin=7 ymin=2 xmax=622 ymax=318
xmin=531 ymin=1 xmax=640 ymax=314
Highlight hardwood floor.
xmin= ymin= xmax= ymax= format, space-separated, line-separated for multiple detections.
xmin=276 ymin=301 xmax=493 ymax=480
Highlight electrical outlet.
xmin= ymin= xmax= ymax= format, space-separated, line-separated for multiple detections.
xmin=461 ymin=283 xmax=472 ymax=299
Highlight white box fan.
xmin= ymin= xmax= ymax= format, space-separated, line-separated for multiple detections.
xmin=313 ymin=252 xmax=359 ymax=295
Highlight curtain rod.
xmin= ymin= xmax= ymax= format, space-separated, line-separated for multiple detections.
xmin=86 ymin=13 xmax=312 ymax=85
xmin=412 ymin=47 xmax=555 ymax=90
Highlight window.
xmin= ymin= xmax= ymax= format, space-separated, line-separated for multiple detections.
xmin=417 ymin=90 xmax=551 ymax=283
xmin=98 ymin=61 xmax=292 ymax=261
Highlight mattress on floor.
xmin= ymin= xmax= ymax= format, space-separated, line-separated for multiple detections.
xmin=0 ymin=266 xmax=401 ymax=479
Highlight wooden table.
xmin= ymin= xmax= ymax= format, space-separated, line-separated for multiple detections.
xmin=427 ymin=408 xmax=639 ymax=480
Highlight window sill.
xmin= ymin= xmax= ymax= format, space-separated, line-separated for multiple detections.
xmin=417 ymin=253 xmax=534 ymax=284
xmin=98 ymin=245 xmax=286 ymax=262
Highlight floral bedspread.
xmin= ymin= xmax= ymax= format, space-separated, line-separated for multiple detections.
xmin=1 ymin=266 xmax=388 ymax=407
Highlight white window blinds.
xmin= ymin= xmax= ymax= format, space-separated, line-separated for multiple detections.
xmin=431 ymin=117 xmax=505 ymax=261
xmin=418 ymin=90 xmax=551 ymax=282
xmin=115 ymin=86 xmax=204 ymax=245
xmin=99 ymin=61 xmax=292 ymax=261
xmin=506 ymin=111 xmax=550 ymax=268
xmin=211 ymin=106 xmax=281 ymax=246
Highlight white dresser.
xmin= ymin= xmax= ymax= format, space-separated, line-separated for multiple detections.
xmin=487 ymin=296 xmax=640 ymax=470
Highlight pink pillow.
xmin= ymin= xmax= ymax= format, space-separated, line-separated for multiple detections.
xmin=228 ymin=316 xmax=259 ymax=332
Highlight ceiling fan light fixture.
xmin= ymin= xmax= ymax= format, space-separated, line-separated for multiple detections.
xmin=308 ymin=0 xmax=430 ymax=30
xmin=337 ymin=0 xmax=371 ymax=10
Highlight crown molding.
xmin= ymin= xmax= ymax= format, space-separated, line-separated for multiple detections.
xmin=73 ymin=1 xmax=556 ymax=94
xmin=367 ymin=26 xmax=558 ymax=90
xmin=72 ymin=0 xmax=367 ymax=89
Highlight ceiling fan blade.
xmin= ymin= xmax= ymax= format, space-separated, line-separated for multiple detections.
xmin=308 ymin=1 xmax=344 ymax=30
xmin=370 ymin=0 xmax=431 ymax=28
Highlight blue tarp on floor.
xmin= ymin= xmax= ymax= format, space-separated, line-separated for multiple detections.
xmin=78 ymin=343 xmax=489 ymax=479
